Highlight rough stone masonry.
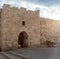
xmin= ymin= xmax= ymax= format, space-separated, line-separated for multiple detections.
xmin=0 ymin=4 xmax=60 ymax=51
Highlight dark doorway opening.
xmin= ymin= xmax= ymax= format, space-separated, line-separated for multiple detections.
xmin=18 ymin=31 xmax=28 ymax=48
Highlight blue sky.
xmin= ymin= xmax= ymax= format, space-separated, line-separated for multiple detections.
xmin=0 ymin=0 xmax=60 ymax=20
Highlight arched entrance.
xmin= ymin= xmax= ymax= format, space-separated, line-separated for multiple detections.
xmin=18 ymin=31 xmax=28 ymax=48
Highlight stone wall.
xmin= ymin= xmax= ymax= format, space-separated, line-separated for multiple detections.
xmin=0 ymin=4 xmax=60 ymax=51
xmin=40 ymin=18 xmax=59 ymax=47
xmin=1 ymin=4 xmax=40 ymax=51
xmin=0 ymin=9 xmax=2 ymax=51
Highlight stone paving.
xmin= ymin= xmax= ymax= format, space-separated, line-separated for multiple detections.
xmin=0 ymin=48 xmax=60 ymax=59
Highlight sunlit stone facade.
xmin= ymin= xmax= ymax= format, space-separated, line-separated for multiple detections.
xmin=0 ymin=4 xmax=59 ymax=51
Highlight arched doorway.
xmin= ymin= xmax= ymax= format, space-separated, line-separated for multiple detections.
xmin=18 ymin=31 xmax=28 ymax=48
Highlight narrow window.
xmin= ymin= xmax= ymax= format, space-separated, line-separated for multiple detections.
xmin=22 ymin=21 xmax=25 ymax=26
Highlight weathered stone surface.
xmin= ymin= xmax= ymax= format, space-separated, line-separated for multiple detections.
xmin=0 ymin=4 xmax=60 ymax=51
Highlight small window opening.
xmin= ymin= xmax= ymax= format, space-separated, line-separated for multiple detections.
xmin=22 ymin=21 xmax=25 ymax=26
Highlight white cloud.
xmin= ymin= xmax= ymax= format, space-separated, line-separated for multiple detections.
xmin=0 ymin=0 xmax=60 ymax=20
xmin=40 ymin=6 xmax=60 ymax=20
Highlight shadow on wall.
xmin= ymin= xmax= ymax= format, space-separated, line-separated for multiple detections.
xmin=40 ymin=40 xmax=56 ymax=48
xmin=45 ymin=41 xmax=55 ymax=47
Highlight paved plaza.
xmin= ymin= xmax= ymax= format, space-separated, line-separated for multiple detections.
xmin=0 ymin=48 xmax=60 ymax=59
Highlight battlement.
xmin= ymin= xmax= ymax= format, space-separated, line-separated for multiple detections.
xmin=2 ymin=4 xmax=40 ymax=18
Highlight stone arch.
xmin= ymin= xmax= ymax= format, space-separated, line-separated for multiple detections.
xmin=18 ymin=31 xmax=28 ymax=48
